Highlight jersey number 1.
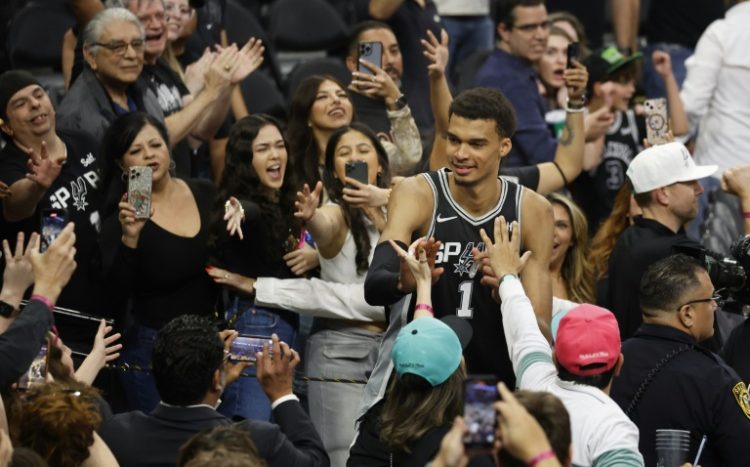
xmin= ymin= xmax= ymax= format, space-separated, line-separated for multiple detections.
xmin=456 ymin=281 xmax=474 ymax=318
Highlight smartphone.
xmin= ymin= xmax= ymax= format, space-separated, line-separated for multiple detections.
xmin=228 ymin=335 xmax=273 ymax=362
xmin=463 ymin=375 xmax=498 ymax=448
xmin=644 ymin=98 xmax=669 ymax=145
xmin=358 ymin=41 xmax=383 ymax=76
xmin=345 ymin=160 xmax=369 ymax=186
xmin=40 ymin=208 xmax=68 ymax=253
xmin=18 ymin=345 xmax=48 ymax=390
xmin=127 ymin=166 xmax=153 ymax=219
xmin=566 ymin=42 xmax=580 ymax=68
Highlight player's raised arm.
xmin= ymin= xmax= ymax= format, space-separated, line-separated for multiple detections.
xmin=364 ymin=176 xmax=433 ymax=305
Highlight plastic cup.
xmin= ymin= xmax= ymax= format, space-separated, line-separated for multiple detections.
xmin=655 ymin=429 xmax=691 ymax=467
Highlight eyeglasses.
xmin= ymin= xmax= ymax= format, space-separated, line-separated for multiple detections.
xmin=513 ymin=20 xmax=551 ymax=33
xmin=91 ymin=39 xmax=146 ymax=56
xmin=676 ymin=294 xmax=723 ymax=311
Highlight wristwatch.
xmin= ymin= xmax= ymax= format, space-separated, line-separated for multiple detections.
xmin=0 ymin=300 xmax=15 ymax=318
xmin=393 ymin=94 xmax=408 ymax=110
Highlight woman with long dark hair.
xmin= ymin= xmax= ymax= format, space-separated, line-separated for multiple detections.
xmin=204 ymin=114 xmax=304 ymax=421
xmin=99 ymin=112 xmax=218 ymax=412
xmin=292 ymin=123 xmax=392 ymax=465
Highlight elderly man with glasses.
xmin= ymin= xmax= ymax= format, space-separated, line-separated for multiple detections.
xmin=610 ymin=253 xmax=750 ymax=467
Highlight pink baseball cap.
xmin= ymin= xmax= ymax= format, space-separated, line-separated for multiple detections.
xmin=555 ymin=304 xmax=621 ymax=376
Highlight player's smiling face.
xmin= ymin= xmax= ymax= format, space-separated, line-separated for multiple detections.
xmin=445 ymin=115 xmax=511 ymax=187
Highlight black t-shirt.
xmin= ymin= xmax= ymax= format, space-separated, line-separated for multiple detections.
xmin=142 ymin=59 xmax=194 ymax=179
xmin=383 ymin=0 xmax=441 ymax=133
xmin=571 ymin=109 xmax=646 ymax=232
xmin=0 ymin=130 xmax=105 ymax=347
xmin=182 ymin=0 xmax=226 ymax=66
xmin=100 ymin=179 xmax=219 ymax=329
xmin=646 ymin=0 xmax=724 ymax=49
xmin=500 ymin=165 xmax=540 ymax=191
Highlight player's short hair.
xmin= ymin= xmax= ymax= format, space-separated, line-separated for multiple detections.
xmin=449 ymin=87 xmax=517 ymax=139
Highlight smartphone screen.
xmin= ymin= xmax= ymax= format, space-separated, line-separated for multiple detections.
xmin=463 ymin=375 xmax=498 ymax=448
xmin=358 ymin=41 xmax=383 ymax=76
xmin=18 ymin=345 xmax=48 ymax=390
xmin=228 ymin=335 xmax=273 ymax=362
xmin=40 ymin=208 xmax=68 ymax=253
xmin=345 ymin=160 xmax=369 ymax=186
xmin=644 ymin=98 xmax=669 ymax=145
xmin=566 ymin=42 xmax=580 ymax=69
xmin=127 ymin=166 xmax=153 ymax=219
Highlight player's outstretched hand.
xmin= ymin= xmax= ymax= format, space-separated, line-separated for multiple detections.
xmin=478 ymin=216 xmax=532 ymax=280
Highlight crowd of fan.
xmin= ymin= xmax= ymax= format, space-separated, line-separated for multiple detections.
xmin=0 ymin=0 xmax=749 ymax=466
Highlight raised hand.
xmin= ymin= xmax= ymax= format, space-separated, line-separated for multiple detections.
xmin=204 ymin=44 xmax=238 ymax=92
xmin=421 ymin=29 xmax=449 ymax=79
xmin=223 ymin=196 xmax=245 ymax=240
xmin=26 ymin=141 xmax=63 ymax=189
xmin=184 ymin=47 xmax=214 ymax=95
xmin=75 ymin=319 xmax=123 ymax=385
xmin=563 ymin=61 xmax=588 ymax=101
xmin=283 ymin=243 xmax=320 ymax=276
xmin=389 ymin=237 xmax=433 ymax=288
xmin=392 ymin=237 xmax=444 ymax=292
xmin=584 ymin=105 xmax=615 ymax=142
xmin=651 ymin=50 xmax=673 ymax=79
xmin=294 ymin=182 xmax=323 ymax=222
xmin=1 ymin=232 xmax=37 ymax=305
xmin=29 ymin=222 xmax=77 ymax=302
xmin=231 ymin=37 xmax=265 ymax=84
xmin=478 ymin=216 xmax=532 ymax=280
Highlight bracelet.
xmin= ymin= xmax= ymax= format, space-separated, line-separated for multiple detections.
xmin=527 ymin=449 xmax=556 ymax=467
xmin=414 ymin=304 xmax=434 ymax=316
xmin=566 ymin=97 xmax=585 ymax=109
xmin=551 ymin=160 xmax=569 ymax=186
xmin=565 ymin=105 xmax=585 ymax=113
xmin=30 ymin=294 xmax=54 ymax=311
xmin=743 ymin=212 xmax=750 ymax=219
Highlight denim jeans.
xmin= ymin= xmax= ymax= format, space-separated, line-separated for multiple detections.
xmin=442 ymin=16 xmax=494 ymax=83
xmin=642 ymin=43 xmax=693 ymax=99
xmin=218 ymin=298 xmax=297 ymax=421
xmin=119 ymin=323 xmax=160 ymax=412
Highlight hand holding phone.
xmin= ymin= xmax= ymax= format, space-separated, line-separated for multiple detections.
xmin=644 ymin=98 xmax=670 ymax=145
xmin=228 ymin=335 xmax=273 ymax=362
xmin=358 ymin=41 xmax=383 ymax=76
xmin=463 ymin=375 xmax=498 ymax=448
xmin=40 ymin=208 xmax=68 ymax=253
xmin=345 ymin=160 xmax=369 ymax=186
xmin=566 ymin=42 xmax=580 ymax=69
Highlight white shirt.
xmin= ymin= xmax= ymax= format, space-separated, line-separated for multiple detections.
xmin=499 ymin=279 xmax=643 ymax=467
xmin=680 ymin=2 xmax=750 ymax=175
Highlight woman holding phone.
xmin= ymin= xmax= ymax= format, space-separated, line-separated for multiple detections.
xmin=291 ymin=123 xmax=391 ymax=465
xmin=99 ymin=112 xmax=218 ymax=412
xmin=204 ymin=114 xmax=305 ymax=421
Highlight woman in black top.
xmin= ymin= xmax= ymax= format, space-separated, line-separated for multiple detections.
xmin=100 ymin=112 xmax=218 ymax=412
xmin=205 ymin=115 xmax=304 ymax=421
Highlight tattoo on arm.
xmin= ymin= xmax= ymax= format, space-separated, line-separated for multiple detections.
xmin=559 ymin=121 xmax=574 ymax=146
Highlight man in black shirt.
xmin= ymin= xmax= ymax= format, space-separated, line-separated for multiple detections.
xmin=0 ymin=70 xmax=105 ymax=352
xmin=603 ymin=142 xmax=716 ymax=340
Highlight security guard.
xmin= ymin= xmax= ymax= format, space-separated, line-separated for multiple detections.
xmin=611 ymin=254 xmax=750 ymax=466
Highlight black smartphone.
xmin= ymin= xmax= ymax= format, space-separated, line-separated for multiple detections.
xmin=463 ymin=374 xmax=498 ymax=448
xmin=40 ymin=208 xmax=68 ymax=253
xmin=345 ymin=160 xmax=369 ymax=186
xmin=566 ymin=42 xmax=580 ymax=68
xmin=228 ymin=335 xmax=273 ymax=363
xmin=358 ymin=41 xmax=383 ymax=76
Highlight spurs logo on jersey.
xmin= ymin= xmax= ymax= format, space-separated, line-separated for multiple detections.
xmin=435 ymin=241 xmax=486 ymax=278
xmin=50 ymin=171 xmax=99 ymax=212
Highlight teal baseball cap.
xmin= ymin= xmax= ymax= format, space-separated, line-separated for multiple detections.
xmin=392 ymin=316 xmax=472 ymax=387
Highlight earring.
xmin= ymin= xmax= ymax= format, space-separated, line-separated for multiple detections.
xmin=121 ymin=171 xmax=128 ymax=182
xmin=169 ymin=160 xmax=176 ymax=171
xmin=307 ymin=121 xmax=312 ymax=128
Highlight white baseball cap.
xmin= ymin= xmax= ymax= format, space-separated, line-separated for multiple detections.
xmin=626 ymin=142 xmax=717 ymax=194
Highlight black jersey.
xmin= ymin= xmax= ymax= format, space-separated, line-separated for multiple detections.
xmin=422 ymin=168 xmax=523 ymax=385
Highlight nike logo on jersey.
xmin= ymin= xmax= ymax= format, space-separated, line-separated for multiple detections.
xmin=436 ymin=213 xmax=457 ymax=223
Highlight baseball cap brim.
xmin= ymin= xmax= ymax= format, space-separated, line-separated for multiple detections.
xmin=440 ymin=315 xmax=473 ymax=350
xmin=675 ymin=165 xmax=718 ymax=184
xmin=606 ymin=51 xmax=643 ymax=76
